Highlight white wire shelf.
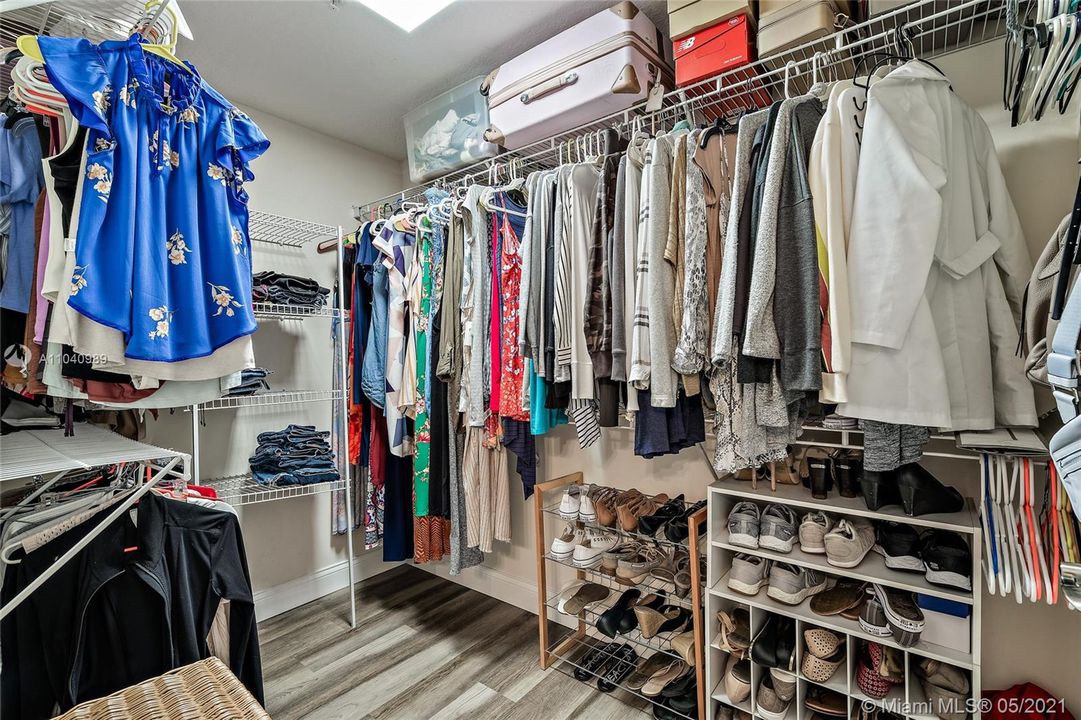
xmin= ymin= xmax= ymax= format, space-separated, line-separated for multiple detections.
xmin=546 ymin=633 xmax=695 ymax=720
xmin=253 ymin=302 xmax=342 ymax=320
xmin=202 ymin=472 xmax=345 ymax=506
xmin=248 ymin=210 xmax=336 ymax=248
xmin=189 ymin=389 xmax=342 ymax=412
xmin=0 ymin=425 xmax=188 ymax=483
xmin=354 ymin=0 xmax=1015 ymax=217
xmin=544 ymin=552 xmax=700 ymax=612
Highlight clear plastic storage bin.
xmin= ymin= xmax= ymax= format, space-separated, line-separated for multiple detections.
xmin=404 ymin=75 xmax=500 ymax=183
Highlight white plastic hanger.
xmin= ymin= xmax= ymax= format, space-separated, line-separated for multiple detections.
xmin=980 ymin=455 xmax=999 ymax=595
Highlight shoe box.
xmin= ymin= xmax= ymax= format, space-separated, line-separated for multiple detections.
xmin=917 ymin=594 xmax=971 ymax=654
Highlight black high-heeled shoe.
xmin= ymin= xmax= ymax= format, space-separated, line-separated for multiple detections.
xmin=664 ymin=499 xmax=706 ymax=543
xmin=598 ymin=588 xmax=641 ymax=637
xmin=638 ymin=494 xmax=686 ymax=536
xmin=897 ymin=464 xmax=964 ymax=516
xmin=862 ymin=469 xmax=902 ymax=511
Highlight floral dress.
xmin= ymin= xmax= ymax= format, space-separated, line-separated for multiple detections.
xmin=38 ymin=36 xmax=268 ymax=362
xmin=494 ymin=193 xmax=529 ymax=421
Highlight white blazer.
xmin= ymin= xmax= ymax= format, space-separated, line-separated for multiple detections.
xmin=839 ymin=61 xmax=1037 ymax=431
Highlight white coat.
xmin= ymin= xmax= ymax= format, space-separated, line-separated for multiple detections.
xmin=839 ymin=61 xmax=1037 ymax=431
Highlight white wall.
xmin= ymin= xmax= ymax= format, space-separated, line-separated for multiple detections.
xmin=422 ymin=40 xmax=1081 ymax=710
xmin=144 ymin=105 xmax=405 ymax=617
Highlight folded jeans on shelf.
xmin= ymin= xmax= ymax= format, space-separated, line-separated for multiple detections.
xmin=253 ymin=467 xmax=340 ymax=486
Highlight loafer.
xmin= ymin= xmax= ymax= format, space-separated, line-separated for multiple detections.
xmin=770 ymin=668 xmax=796 ymax=702
xmin=597 ymin=588 xmax=641 ymax=638
xmin=617 ymin=546 xmax=666 ymax=584
xmin=897 ymin=463 xmax=964 ymax=516
xmin=755 ymin=675 xmax=792 ymax=720
xmin=600 ymin=541 xmax=639 ymax=577
xmin=802 ymin=645 xmax=845 ymax=683
xmin=803 ymin=628 xmax=844 ymax=659
xmin=723 ymin=655 xmax=752 ymax=703
xmin=638 ymin=494 xmax=687 ymax=536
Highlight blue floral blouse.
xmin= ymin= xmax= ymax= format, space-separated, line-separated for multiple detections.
xmin=39 ymin=36 xmax=269 ymax=362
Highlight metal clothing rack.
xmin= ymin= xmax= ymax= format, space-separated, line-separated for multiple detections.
xmin=0 ymin=425 xmax=191 ymax=621
xmin=353 ymin=0 xmax=1014 ymax=220
xmin=188 ymin=213 xmax=358 ymax=629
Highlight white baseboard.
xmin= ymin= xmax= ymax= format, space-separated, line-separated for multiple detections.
xmin=416 ymin=562 xmax=577 ymax=631
xmin=253 ymin=550 xmax=398 ymax=621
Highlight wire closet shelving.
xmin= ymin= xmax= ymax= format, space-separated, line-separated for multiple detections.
xmin=354 ymin=0 xmax=1016 ymax=218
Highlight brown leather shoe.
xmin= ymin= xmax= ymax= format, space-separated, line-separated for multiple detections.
xmin=617 ymin=493 xmax=668 ymax=533
xmin=597 ymin=488 xmax=640 ymax=527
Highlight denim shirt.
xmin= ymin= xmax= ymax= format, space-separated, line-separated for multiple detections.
xmin=362 ymin=260 xmax=389 ymax=407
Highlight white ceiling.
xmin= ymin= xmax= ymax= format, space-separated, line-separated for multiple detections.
xmin=178 ymin=0 xmax=670 ymax=160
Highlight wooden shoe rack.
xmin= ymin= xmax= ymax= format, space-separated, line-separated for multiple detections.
xmin=534 ymin=472 xmax=709 ymax=720
xmin=704 ymin=426 xmax=983 ymax=720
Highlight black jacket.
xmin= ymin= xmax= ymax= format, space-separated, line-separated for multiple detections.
xmin=1 ymin=492 xmax=263 ymax=718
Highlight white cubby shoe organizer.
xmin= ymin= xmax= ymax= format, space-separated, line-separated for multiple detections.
xmin=704 ymin=432 xmax=981 ymax=720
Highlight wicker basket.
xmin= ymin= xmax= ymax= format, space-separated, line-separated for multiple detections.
xmin=57 ymin=657 xmax=270 ymax=719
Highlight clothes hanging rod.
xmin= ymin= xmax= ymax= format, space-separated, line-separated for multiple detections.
xmin=353 ymin=0 xmax=1008 ymax=218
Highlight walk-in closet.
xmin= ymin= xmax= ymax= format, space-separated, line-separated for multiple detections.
xmin=1 ymin=1 xmax=1080 ymax=719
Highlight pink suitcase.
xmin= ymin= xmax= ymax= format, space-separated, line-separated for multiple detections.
xmin=481 ymin=2 xmax=672 ymax=150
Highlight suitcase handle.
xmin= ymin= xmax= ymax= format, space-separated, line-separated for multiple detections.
xmin=520 ymin=72 xmax=578 ymax=104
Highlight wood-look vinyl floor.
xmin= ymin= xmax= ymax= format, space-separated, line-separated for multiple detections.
xmin=258 ymin=564 xmax=649 ymax=720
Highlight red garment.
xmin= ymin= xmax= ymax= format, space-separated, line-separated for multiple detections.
xmin=488 ymin=214 xmax=502 ymax=414
xmin=983 ymin=684 xmax=1074 ymax=720
xmin=495 ymin=209 xmax=528 ymax=421
xmin=70 ymin=378 xmax=159 ymax=403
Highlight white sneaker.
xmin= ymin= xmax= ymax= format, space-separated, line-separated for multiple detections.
xmin=579 ymin=490 xmax=596 ymax=523
xmin=558 ymin=487 xmax=581 ymax=520
xmin=799 ymin=512 xmax=833 ymax=554
xmin=572 ymin=530 xmax=619 ymax=568
xmin=550 ymin=523 xmax=586 ymax=559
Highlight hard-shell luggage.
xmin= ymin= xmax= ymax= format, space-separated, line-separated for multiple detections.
xmin=482 ymin=2 xmax=671 ymax=150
